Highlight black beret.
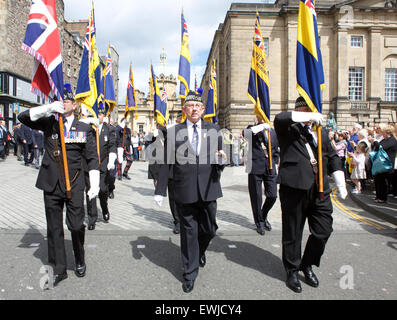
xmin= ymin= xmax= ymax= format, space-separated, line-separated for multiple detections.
xmin=185 ymin=90 xmax=203 ymax=104
xmin=295 ymin=96 xmax=308 ymax=109
xmin=63 ymin=83 xmax=74 ymax=101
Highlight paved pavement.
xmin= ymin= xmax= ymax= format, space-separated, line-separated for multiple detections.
xmin=0 ymin=155 xmax=396 ymax=301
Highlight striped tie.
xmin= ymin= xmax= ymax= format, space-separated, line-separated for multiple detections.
xmin=192 ymin=124 xmax=199 ymax=156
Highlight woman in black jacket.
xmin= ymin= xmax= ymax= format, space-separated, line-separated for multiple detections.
xmin=373 ymin=125 xmax=397 ymax=203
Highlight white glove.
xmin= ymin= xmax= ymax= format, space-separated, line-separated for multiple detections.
xmin=119 ymin=120 xmax=126 ymax=129
xmin=291 ymin=112 xmax=324 ymax=126
xmin=87 ymin=170 xmax=100 ymax=200
xmin=117 ymin=147 xmax=124 ymax=163
xmin=30 ymin=102 xmax=64 ymax=121
xmin=107 ymin=153 xmax=117 ymax=170
xmin=103 ymin=117 xmax=109 ymax=124
xmin=153 ymin=129 xmax=160 ymax=138
xmin=332 ymin=170 xmax=348 ymax=200
xmin=154 ymin=195 xmax=163 ymax=207
xmin=215 ymin=150 xmax=227 ymax=165
xmin=130 ymin=146 xmax=133 ymax=154
xmin=251 ymin=123 xmax=271 ymax=135
xmin=80 ymin=117 xmax=99 ymax=127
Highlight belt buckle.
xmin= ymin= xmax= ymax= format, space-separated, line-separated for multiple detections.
xmin=53 ymin=150 xmax=60 ymax=157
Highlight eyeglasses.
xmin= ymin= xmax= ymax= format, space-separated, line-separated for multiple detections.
xmin=185 ymin=103 xmax=204 ymax=110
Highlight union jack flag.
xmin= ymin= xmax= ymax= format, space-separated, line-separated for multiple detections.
xmin=161 ymin=89 xmax=168 ymax=103
xmin=22 ymin=0 xmax=63 ymax=102
xmin=254 ymin=25 xmax=265 ymax=51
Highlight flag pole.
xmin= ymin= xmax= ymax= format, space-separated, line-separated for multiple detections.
xmin=58 ymin=114 xmax=72 ymax=199
xmin=317 ymin=125 xmax=324 ymax=200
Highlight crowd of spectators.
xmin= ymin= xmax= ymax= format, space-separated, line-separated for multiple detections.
xmin=328 ymin=122 xmax=397 ymax=204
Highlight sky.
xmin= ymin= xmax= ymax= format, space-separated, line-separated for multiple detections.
xmin=63 ymin=0 xmax=269 ymax=104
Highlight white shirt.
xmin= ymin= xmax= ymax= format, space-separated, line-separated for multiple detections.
xmin=131 ymin=136 xmax=139 ymax=147
xmin=64 ymin=114 xmax=75 ymax=133
xmin=186 ymin=119 xmax=202 ymax=154
xmin=300 ymin=123 xmax=318 ymax=146
xmin=99 ymin=123 xmax=103 ymax=135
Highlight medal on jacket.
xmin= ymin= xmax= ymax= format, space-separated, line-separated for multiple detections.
xmin=65 ymin=131 xmax=87 ymax=144
xmin=104 ymin=135 xmax=108 ymax=142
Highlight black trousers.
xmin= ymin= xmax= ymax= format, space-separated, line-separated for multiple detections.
xmin=168 ymin=178 xmax=180 ymax=225
xmin=43 ymin=183 xmax=85 ymax=275
xmin=248 ymin=173 xmax=277 ymax=229
xmin=176 ymin=200 xmax=218 ymax=281
xmin=85 ymin=171 xmax=109 ymax=225
xmin=279 ymin=184 xmax=333 ymax=273
xmin=23 ymin=143 xmax=34 ymax=164
xmin=374 ymin=172 xmax=394 ymax=201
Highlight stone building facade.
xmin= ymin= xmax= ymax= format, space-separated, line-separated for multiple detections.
xmin=201 ymin=0 xmax=397 ymax=133
xmin=118 ymin=73 xmax=182 ymax=134
xmin=0 ymin=0 xmax=119 ymax=129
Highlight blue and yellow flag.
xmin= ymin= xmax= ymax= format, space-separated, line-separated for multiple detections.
xmin=151 ymin=64 xmax=169 ymax=127
xmin=124 ymin=63 xmax=137 ymax=119
xmin=204 ymin=60 xmax=218 ymax=124
xmin=247 ymin=14 xmax=271 ymax=124
xmin=178 ymin=11 xmax=191 ymax=99
xmin=296 ymin=0 xmax=325 ymax=113
xmin=75 ymin=1 xmax=101 ymax=118
xmin=99 ymin=44 xmax=116 ymax=116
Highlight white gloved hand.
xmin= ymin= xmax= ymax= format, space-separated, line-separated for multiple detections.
xmin=80 ymin=117 xmax=99 ymax=127
xmin=30 ymin=102 xmax=64 ymax=121
xmin=291 ymin=112 xmax=324 ymax=126
xmin=332 ymin=170 xmax=348 ymax=200
xmin=154 ymin=195 xmax=163 ymax=207
xmin=251 ymin=123 xmax=271 ymax=135
xmin=153 ymin=129 xmax=160 ymax=138
xmin=130 ymin=146 xmax=133 ymax=154
xmin=107 ymin=153 xmax=117 ymax=170
xmin=87 ymin=170 xmax=100 ymax=200
xmin=215 ymin=150 xmax=227 ymax=165
xmin=117 ymin=147 xmax=124 ymax=163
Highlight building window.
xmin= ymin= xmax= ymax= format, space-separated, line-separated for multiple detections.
xmin=351 ymin=36 xmax=363 ymax=47
xmin=263 ymin=37 xmax=269 ymax=57
xmin=349 ymin=67 xmax=364 ymax=101
xmin=138 ymin=124 xmax=144 ymax=133
xmin=385 ymin=68 xmax=397 ymax=102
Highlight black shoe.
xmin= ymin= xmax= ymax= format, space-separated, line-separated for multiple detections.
xmin=256 ymin=227 xmax=265 ymax=236
xmin=88 ymin=224 xmax=95 ymax=231
xmin=286 ymin=271 xmax=302 ymax=293
xmin=300 ymin=265 xmax=319 ymax=288
xmin=75 ymin=263 xmax=86 ymax=278
xmin=108 ymin=191 xmax=114 ymax=199
xmin=52 ymin=272 xmax=68 ymax=288
xmin=182 ymin=280 xmax=195 ymax=293
xmin=103 ymin=211 xmax=110 ymax=222
xmin=173 ymin=223 xmax=180 ymax=234
xmin=123 ymin=174 xmax=131 ymax=180
xmin=264 ymin=219 xmax=272 ymax=231
xmin=118 ymin=176 xmax=122 ymax=181
xmin=199 ymin=254 xmax=206 ymax=268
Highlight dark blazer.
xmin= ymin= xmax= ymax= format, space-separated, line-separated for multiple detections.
xmin=20 ymin=123 xmax=33 ymax=144
xmin=243 ymin=126 xmax=279 ymax=175
xmin=13 ymin=127 xmax=23 ymax=144
xmin=32 ymin=130 xmax=44 ymax=149
xmin=374 ymin=136 xmax=397 ymax=167
xmin=18 ymin=111 xmax=99 ymax=194
xmin=98 ymin=123 xmax=117 ymax=172
xmin=274 ymin=112 xmax=341 ymax=192
xmin=155 ymin=120 xmax=224 ymax=204
xmin=115 ymin=125 xmax=132 ymax=149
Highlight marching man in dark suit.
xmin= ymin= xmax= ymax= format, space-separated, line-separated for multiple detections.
xmin=81 ymin=109 xmax=117 ymax=230
xmin=243 ymin=116 xmax=279 ymax=236
xmin=18 ymin=85 xmax=99 ymax=288
xmin=115 ymin=118 xmax=133 ymax=181
xmin=154 ymin=91 xmax=226 ymax=293
xmin=274 ymin=96 xmax=347 ymax=293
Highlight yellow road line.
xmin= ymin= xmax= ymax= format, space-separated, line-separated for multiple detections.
xmin=331 ymin=188 xmax=386 ymax=230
